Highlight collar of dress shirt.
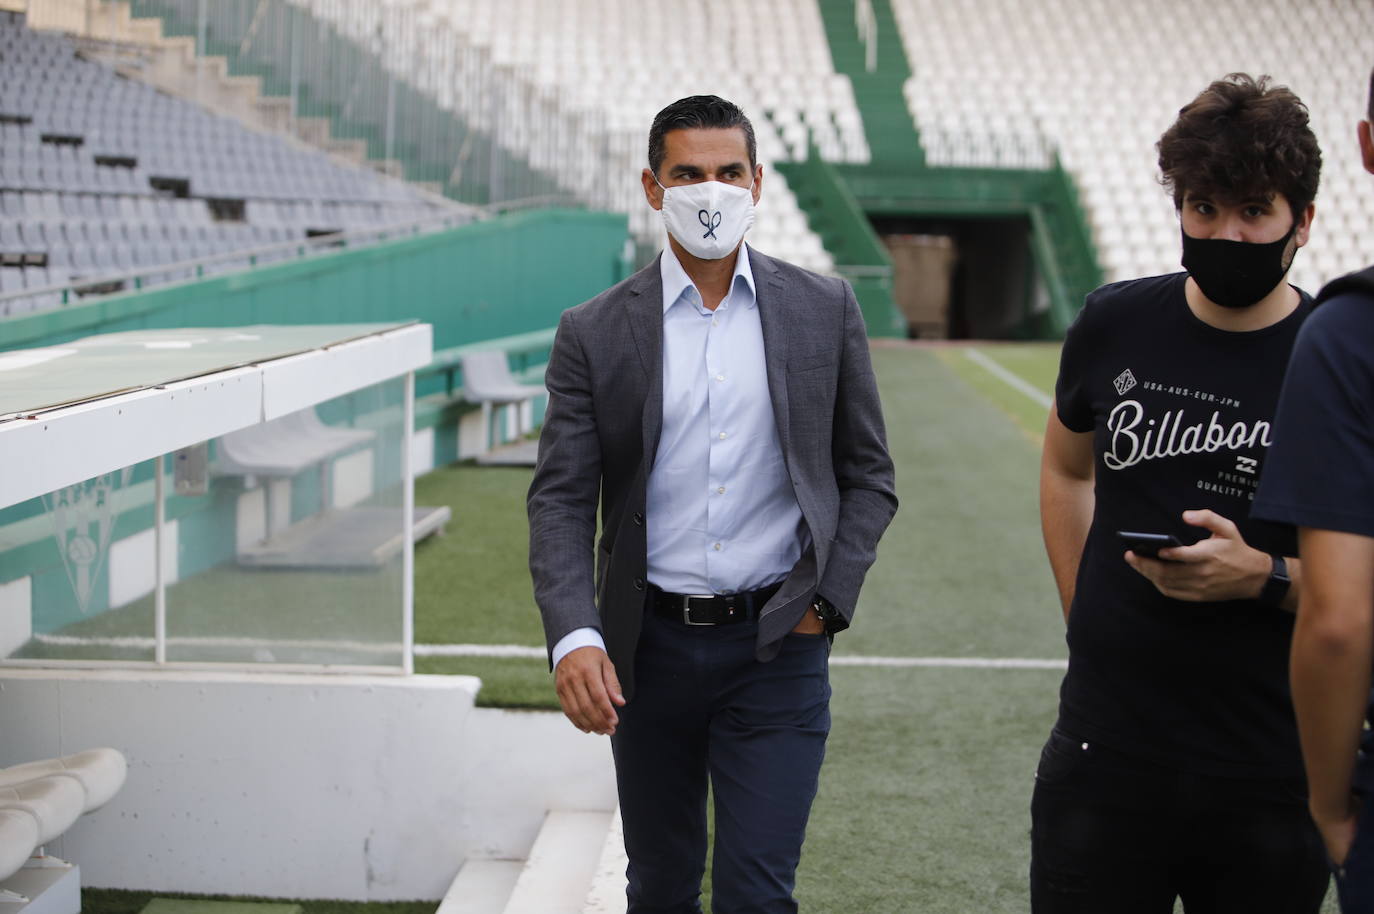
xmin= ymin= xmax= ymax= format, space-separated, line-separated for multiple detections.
xmin=659 ymin=240 xmax=756 ymax=315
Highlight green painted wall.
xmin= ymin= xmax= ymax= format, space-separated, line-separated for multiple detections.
xmin=775 ymin=155 xmax=905 ymax=338
xmin=0 ymin=209 xmax=629 ymax=352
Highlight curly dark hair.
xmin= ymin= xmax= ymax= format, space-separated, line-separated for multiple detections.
xmin=648 ymin=96 xmax=757 ymax=177
xmin=1157 ymin=73 xmax=1321 ymax=221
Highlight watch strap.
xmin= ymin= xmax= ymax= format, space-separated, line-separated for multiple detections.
xmin=1258 ymin=554 xmax=1291 ymax=608
xmin=812 ymin=595 xmax=849 ymax=634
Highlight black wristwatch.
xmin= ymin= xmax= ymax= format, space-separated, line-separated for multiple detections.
xmin=812 ymin=595 xmax=849 ymax=634
xmin=1258 ymin=554 xmax=1291 ymax=608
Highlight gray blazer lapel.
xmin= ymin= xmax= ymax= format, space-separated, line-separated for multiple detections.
xmin=753 ymin=250 xmax=791 ymax=459
xmin=624 ymin=257 xmax=664 ymax=467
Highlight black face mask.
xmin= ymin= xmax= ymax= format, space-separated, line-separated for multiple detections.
xmin=1180 ymin=223 xmax=1298 ymax=309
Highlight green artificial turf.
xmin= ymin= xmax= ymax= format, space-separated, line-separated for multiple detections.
xmin=844 ymin=348 xmax=1067 ymax=662
xmin=80 ymin=890 xmax=435 ymax=914
xmin=932 ymin=343 xmax=1061 ymax=445
xmin=18 ymin=565 xmax=402 ymax=665
xmin=795 ymin=665 xmax=1060 ymax=912
xmin=139 ymin=900 xmax=302 ymax=914
xmin=416 ymin=654 xmax=555 ymax=709
xmin=413 ymin=464 xmax=546 ymax=647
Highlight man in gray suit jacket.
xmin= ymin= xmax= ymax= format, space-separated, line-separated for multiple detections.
xmin=528 ymin=95 xmax=897 ymax=914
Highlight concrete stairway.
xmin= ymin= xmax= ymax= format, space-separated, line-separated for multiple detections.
xmin=439 ymin=808 xmax=626 ymax=914
xmin=817 ymin=0 xmax=923 ymax=168
xmin=58 ymin=1 xmax=379 ymax=169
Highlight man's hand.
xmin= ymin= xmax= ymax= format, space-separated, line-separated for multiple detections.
xmin=791 ymin=611 xmax=825 ymax=635
xmin=1314 ymin=802 xmax=1360 ymax=867
xmin=554 ymin=646 xmax=626 ymax=736
xmin=1124 ymin=509 xmax=1271 ymax=602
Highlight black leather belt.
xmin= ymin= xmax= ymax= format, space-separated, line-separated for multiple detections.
xmin=649 ymin=582 xmax=783 ymax=625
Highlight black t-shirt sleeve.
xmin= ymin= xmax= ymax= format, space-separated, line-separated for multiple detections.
xmin=1055 ymin=296 xmax=1098 ymax=433
xmin=1254 ymin=294 xmax=1374 ymax=537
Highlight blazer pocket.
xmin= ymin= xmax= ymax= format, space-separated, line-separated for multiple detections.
xmin=788 ymin=357 xmax=835 ymax=374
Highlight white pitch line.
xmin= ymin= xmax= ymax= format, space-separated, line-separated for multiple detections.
xmin=32 ymin=633 xmax=400 ymax=654
xmin=417 ymin=643 xmax=545 ymax=658
xmin=830 ymin=655 xmax=1065 ymax=670
xmin=964 ymin=348 xmax=1053 ymax=409
xmin=29 ymin=636 xmax=1066 ymax=669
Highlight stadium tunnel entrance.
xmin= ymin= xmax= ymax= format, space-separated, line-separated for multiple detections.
xmin=870 ymin=215 xmax=1048 ymax=341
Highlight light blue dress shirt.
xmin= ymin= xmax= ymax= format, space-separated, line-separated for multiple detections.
xmin=551 ymin=243 xmax=806 ymax=668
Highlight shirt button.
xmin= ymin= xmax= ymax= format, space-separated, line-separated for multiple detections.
xmin=718 ymin=432 xmax=727 ymax=440
xmin=715 ymin=374 xmax=725 ymax=382
xmin=711 ymin=319 xmax=718 ymax=327
xmin=717 ymin=486 xmax=726 ymax=494
xmin=713 ymin=543 xmax=722 ymax=551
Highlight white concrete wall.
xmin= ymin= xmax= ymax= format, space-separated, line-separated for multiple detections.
xmin=236 ymin=487 xmax=267 ymax=551
xmin=456 ymin=410 xmax=487 ymax=461
xmin=412 ymin=428 xmax=436 ymax=477
xmin=107 ymin=520 xmax=179 ymax=609
xmin=0 ymin=669 xmax=616 ymax=900
xmin=0 ymin=577 xmax=32 ymax=658
xmin=331 ymin=450 xmax=375 ymax=509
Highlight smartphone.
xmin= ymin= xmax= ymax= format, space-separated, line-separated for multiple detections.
xmin=1116 ymin=530 xmax=1184 ymax=558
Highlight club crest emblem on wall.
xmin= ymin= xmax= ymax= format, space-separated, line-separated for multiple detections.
xmin=44 ymin=467 xmax=132 ymax=614
xmin=1114 ymin=369 xmax=1137 ymax=396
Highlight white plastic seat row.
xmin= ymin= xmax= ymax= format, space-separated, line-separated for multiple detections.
xmin=892 ymin=0 xmax=1374 ymax=292
xmin=0 ymin=748 xmax=127 ymax=882
xmin=288 ymin=0 xmax=852 ymax=271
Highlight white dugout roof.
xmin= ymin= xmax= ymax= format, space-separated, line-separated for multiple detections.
xmin=0 ymin=322 xmax=433 ymax=509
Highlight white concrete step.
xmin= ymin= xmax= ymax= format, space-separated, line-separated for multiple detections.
xmin=437 ymin=859 xmax=523 ymax=914
xmin=581 ymin=807 xmax=628 ymax=914
xmin=502 ymin=810 xmax=614 ymax=914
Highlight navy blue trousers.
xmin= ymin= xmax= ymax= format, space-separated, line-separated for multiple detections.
xmin=610 ymin=608 xmax=831 ymax=914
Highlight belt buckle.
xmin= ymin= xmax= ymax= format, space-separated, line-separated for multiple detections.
xmin=681 ymin=594 xmax=716 ymax=626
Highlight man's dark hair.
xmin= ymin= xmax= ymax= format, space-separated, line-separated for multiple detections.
xmin=648 ymin=95 xmax=757 ymax=177
xmin=1157 ymin=73 xmax=1321 ymax=222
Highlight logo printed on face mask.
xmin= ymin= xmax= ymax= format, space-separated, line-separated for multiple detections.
xmin=699 ymin=209 xmax=722 ymax=239
xmin=656 ymin=176 xmax=756 ymax=260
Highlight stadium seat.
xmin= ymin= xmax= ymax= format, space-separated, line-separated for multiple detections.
xmin=0 ymin=748 xmax=127 ymax=882
xmin=461 ymin=349 xmax=547 ymax=453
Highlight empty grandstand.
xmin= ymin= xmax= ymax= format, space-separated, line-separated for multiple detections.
xmin=5 ymin=0 xmax=1374 ymax=335
xmin=0 ymin=7 xmax=462 ymax=318
xmin=892 ymin=0 xmax=1374 ymax=294
xmin=116 ymin=0 xmax=848 ymax=276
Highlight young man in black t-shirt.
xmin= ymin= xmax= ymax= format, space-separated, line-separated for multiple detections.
xmin=1034 ymin=73 xmax=1327 ymax=912
xmin=1253 ymin=66 xmax=1374 ymax=913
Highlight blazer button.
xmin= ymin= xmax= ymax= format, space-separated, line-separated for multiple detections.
xmin=633 ymin=513 xmax=644 ymax=525
xmin=633 ymin=578 xmax=645 ymax=591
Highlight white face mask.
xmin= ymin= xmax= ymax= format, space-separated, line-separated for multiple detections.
xmin=656 ymin=177 xmax=756 ymax=261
